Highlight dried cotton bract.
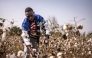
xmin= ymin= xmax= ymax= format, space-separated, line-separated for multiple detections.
xmin=76 ymin=24 xmax=83 ymax=29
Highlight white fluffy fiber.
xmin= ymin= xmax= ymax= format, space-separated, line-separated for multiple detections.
xmin=21 ymin=31 xmax=29 ymax=38
xmin=21 ymin=31 xmax=31 ymax=45
xmin=57 ymin=52 xmax=62 ymax=58
xmin=1 ymin=27 xmax=10 ymax=42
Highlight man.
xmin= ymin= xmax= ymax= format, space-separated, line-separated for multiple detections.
xmin=21 ymin=7 xmax=46 ymax=58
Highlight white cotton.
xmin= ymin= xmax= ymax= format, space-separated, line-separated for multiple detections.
xmin=21 ymin=30 xmax=29 ymax=38
xmin=74 ymin=43 xmax=77 ymax=47
xmin=1 ymin=32 xmax=7 ymax=42
xmin=87 ymin=39 xmax=92 ymax=42
xmin=23 ymin=38 xmax=31 ymax=45
xmin=74 ymin=37 xmax=77 ymax=40
xmin=6 ymin=55 xmax=9 ymax=58
xmin=81 ymin=42 xmax=83 ymax=45
xmin=2 ymin=27 xmax=10 ymax=32
xmin=1 ymin=27 xmax=10 ymax=42
xmin=81 ymin=52 xmax=84 ymax=55
xmin=82 ymin=48 xmax=85 ymax=51
xmin=33 ymin=48 xmax=36 ymax=52
xmin=49 ymin=56 xmax=55 ymax=58
xmin=66 ymin=33 xmax=69 ymax=36
xmin=23 ymin=43 xmax=27 ymax=53
xmin=57 ymin=56 xmax=62 ymax=58
xmin=63 ymin=24 xmax=70 ymax=33
xmin=88 ymin=47 xmax=90 ymax=50
xmin=65 ymin=30 xmax=69 ymax=33
xmin=2 ymin=27 xmax=7 ymax=32
xmin=46 ymin=30 xmax=50 ymax=34
xmin=77 ymin=24 xmax=83 ymax=29
xmin=57 ymin=52 xmax=62 ymax=58
xmin=9 ymin=53 xmax=17 ymax=58
xmin=70 ymin=51 xmax=72 ymax=53
xmin=17 ymin=50 xmax=25 ymax=58
xmin=6 ymin=54 xmax=11 ymax=58
xmin=63 ymin=24 xmax=67 ymax=30
xmin=88 ymin=51 xmax=91 ymax=55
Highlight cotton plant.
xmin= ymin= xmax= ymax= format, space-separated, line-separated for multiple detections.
xmin=0 ymin=27 xmax=10 ymax=47
xmin=57 ymin=52 xmax=62 ymax=58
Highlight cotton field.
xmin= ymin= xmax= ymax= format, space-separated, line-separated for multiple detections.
xmin=0 ymin=18 xmax=92 ymax=58
xmin=0 ymin=30 xmax=92 ymax=58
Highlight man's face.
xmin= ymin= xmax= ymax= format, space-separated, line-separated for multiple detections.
xmin=25 ymin=11 xmax=34 ymax=21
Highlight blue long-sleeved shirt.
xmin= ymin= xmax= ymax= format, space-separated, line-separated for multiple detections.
xmin=22 ymin=14 xmax=46 ymax=34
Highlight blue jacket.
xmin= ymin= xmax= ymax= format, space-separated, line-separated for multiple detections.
xmin=22 ymin=14 xmax=46 ymax=34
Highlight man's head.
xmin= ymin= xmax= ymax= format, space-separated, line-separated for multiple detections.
xmin=25 ymin=7 xmax=35 ymax=21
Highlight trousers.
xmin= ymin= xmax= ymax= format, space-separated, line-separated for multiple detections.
xmin=23 ymin=37 xmax=39 ymax=58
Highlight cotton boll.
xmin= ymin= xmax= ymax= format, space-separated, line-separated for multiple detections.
xmin=17 ymin=50 xmax=25 ymax=58
xmin=77 ymin=24 xmax=83 ymax=29
xmin=63 ymin=24 xmax=68 ymax=31
xmin=9 ymin=53 xmax=17 ymax=58
xmin=46 ymin=30 xmax=50 ymax=35
xmin=1 ymin=27 xmax=10 ymax=42
xmin=81 ymin=42 xmax=83 ymax=45
xmin=2 ymin=27 xmax=7 ymax=32
xmin=21 ymin=32 xmax=26 ymax=38
xmin=62 ymin=24 xmax=73 ymax=34
xmin=1 ymin=32 xmax=7 ymax=42
xmin=57 ymin=52 xmax=62 ymax=58
xmin=74 ymin=37 xmax=77 ymax=40
xmin=81 ymin=52 xmax=84 ymax=55
xmin=88 ymin=47 xmax=90 ymax=50
xmin=70 ymin=51 xmax=72 ymax=53
xmin=87 ymin=39 xmax=92 ymax=42
xmin=21 ymin=31 xmax=29 ymax=38
xmin=23 ymin=38 xmax=31 ymax=46
xmin=33 ymin=48 xmax=36 ymax=52
xmin=74 ymin=43 xmax=77 ymax=47
xmin=1 ymin=28 xmax=7 ymax=42
xmin=66 ymin=33 xmax=69 ymax=36
xmin=49 ymin=56 xmax=55 ymax=58
xmin=88 ymin=51 xmax=91 ymax=55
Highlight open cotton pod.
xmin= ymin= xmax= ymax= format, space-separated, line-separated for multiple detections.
xmin=75 ymin=30 xmax=80 ymax=36
xmin=57 ymin=52 xmax=62 ymax=58
xmin=63 ymin=24 xmax=68 ymax=31
xmin=68 ymin=24 xmax=72 ymax=30
xmin=63 ymin=24 xmax=72 ymax=32
xmin=21 ymin=31 xmax=29 ymax=38
xmin=2 ymin=27 xmax=7 ymax=32
xmin=76 ymin=24 xmax=83 ymax=29
xmin=17 ymin=50 xmax=25 ymax=58
xmin=7 ymin=27 xmax=10 ymax=32
xmin=1 ymin=27 xmax=10 ymax=42
xmin=2 ymin=27 xmax=10 ymax=32
xmin=21 ymin=31 xmax=31 ymax=46
xmin=49 ymin=56 xmax=55 ymax=58
xmin=33 ymin=48 xmax=36 ymax=52
xmin=21 ymin=32 xmax=25 ymax=38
